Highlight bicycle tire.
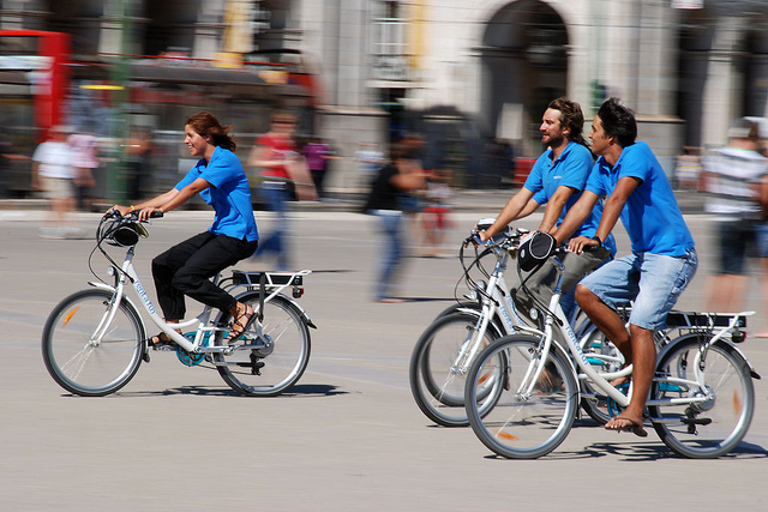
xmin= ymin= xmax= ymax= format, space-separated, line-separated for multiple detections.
xmin=213 ymin=293 xmax=311 ymax=397
xmin=409 ymin=312 xmax=504 ymax=427
xmin=42 ymin=289 xmax=145 ymax=397
xmin=465 ymin=334 xmax=579 ymax=459
xmin=649 ymin=334 xmax=754 ymax=459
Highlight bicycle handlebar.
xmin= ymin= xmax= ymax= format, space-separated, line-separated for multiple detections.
xmin=105 ymin=209 xmax=164 ymax=221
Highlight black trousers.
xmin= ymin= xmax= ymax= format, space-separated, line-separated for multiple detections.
xmin=152 ymin=231 xmax=258 ymax=320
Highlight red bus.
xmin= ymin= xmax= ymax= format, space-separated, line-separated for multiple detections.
xmin=0 ymin=30 xmax=322 ymax=199
xmin=0 ymin=30 xmax=70 ymax=142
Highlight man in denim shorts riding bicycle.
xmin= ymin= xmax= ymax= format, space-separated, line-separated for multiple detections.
xmin=553 ymin=98 xmax=698 ymax=437
xmin=479 ymin=97 xmax=616 ymax=320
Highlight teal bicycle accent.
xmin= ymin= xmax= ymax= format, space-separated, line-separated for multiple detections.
xmin=176 ymin=331 xmax=212 ymax=366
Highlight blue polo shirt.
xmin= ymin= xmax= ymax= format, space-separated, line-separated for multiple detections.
xmin=526 ymin=141 xmax=617 ymax=256
xmin=585 ymin=141 xmax=694 ymax=257
xmin=175 ymin=146 xmax=259 ymax=242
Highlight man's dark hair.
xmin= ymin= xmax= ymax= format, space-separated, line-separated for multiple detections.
xmin=548 ymin=97 xmax=588 ymax=147
xmin=597 ymin=97 xmax=637 ymax=148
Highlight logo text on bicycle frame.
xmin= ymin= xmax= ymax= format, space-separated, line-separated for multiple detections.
xmin=500 ymin=295 xmax=517 ymax=332
xmin=136 ymin=281 xmax=156 ymax=315
xmin=566 ymin=324 xmax=591 ymax=367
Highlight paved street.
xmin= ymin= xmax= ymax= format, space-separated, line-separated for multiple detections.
xmin=1 ymin=202 xmax=767 ymax=511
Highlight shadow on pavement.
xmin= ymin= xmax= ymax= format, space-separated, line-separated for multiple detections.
xmin=63 ymin=383 xmax=347 ymax=399
xmin=480 ymin=440 xmax=768 ymax=462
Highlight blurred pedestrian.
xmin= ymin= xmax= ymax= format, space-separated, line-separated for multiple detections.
xmin=420 ymin=168 xmax=454 ymax=257
xmin=302 ymin=137 xmax=333 ymax=199
xmin=68 ymin=131 xmax=99 ymax=211
xmin=248 ymin=111 xmax=316 ymax=271
xmin=0 ymin=126 xmax=30 ymax=198
xmin=125 ymin=126 xmax=153 ymax=201
xmin=363 ymin=138 xmax=428 ymax=302
xmin=674 ymin=146 xmax=702 ymax=190
xmin=700 ymin=117 xmax=768 ymax=319
xmin=32 ymin=125 xmax=83 ymax=239
xmin=355 ymin=142 xmax=384 ymax=189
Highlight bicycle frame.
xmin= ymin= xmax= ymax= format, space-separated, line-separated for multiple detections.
xmin=89 ymin=245 xmax=312 ymax=355
xmin=450 ymin=244 xmax=543 ymax=375
xmin=526 ymin=253 xmax=756 ymax=411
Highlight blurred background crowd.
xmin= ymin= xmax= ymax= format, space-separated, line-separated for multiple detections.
xmin=2 ymin=1 xmax=768 ymax=313
xmin=1 ymin=0 xmax=765 ymax=204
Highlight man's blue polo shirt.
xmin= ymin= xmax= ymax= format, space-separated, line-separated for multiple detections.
xmin=585 ymin=141 xmax=694 ymax=257
xmin=526 ymin=141 xmax=617 ymax=256
xmin=175 ymin=146 xmax=259 ymax=242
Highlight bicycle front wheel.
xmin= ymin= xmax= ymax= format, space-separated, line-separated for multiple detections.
xmin=409 ymin=312 xmax=503 ymax=427
xmin=213 ymin=294 xmax=311 ymax=397
xmin=650 ymin=335 xmax=754 ymax=458
xmin=42 ymin=289 xmax=145 ymax=397
xmin=465 ymin=334 xmax=578 ymax=459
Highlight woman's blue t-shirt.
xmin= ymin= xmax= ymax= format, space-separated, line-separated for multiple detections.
xmin=175 ymin=146 xmax=259 ymax=242
xmin=525 ymin=141 xmax=617 ymax=256
xmin=585 ymin=141 xmax=694 ymax=257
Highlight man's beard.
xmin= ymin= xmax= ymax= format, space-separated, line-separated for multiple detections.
xmin=543 ymin=133 xmax=565 ymax=147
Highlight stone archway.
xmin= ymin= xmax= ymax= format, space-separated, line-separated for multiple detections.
xmin=479 ymin=0 xmax=569 ymax=156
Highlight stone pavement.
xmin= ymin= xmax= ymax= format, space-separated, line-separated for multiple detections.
xmin=0 ymin=204 xmax=765 ymax=512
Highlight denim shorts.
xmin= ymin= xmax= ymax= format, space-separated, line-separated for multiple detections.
xmin=579 ymin=249 xmax=698 ymax=331
xmin=754 ymin=222 xmax=768 ymax=259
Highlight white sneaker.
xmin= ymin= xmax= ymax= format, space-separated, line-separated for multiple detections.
xmin=39 ymin=227 xmax=65 ymax=239
xmin=62 ymin=227 xmax=87 ymax=239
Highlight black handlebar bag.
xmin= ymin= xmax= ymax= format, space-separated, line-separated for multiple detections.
xmin=518 ymin=232 xmax=556 ymax=272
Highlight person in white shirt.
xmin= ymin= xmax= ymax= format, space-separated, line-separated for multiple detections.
xmin=700 ymin=117 xmax=768 ymax=321
xmin=32 ymin=125 xmax=80 ymax=238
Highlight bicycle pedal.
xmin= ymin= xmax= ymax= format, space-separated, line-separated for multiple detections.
xmin=680 ymin=417 xmax=712 ymax=426
xmin=251 ymin=361 xmax=265 ymax=375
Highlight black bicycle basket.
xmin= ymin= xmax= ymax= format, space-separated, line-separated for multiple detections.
xmin=101 ymin=219 xmax=147 ymax=247
xmin=518 ymin=231 xmax=555 ymax=271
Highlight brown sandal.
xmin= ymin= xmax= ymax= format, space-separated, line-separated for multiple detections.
xmin=229 ymin=305 xmax=256 ymax=340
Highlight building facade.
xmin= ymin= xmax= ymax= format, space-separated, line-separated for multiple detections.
xmin=2 ymin=0 xmax=767 ymax=194
xmin=300 ymin=0 xmax=768 ymax=189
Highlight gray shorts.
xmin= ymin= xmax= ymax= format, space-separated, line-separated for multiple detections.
xmin=522 ymin=246 xmax=612 ymax=309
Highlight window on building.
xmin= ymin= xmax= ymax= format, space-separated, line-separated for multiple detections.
xmin=371 ymin=1 xmax=409 ymax=81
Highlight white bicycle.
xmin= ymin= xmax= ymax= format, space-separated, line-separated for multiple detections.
xmin=409 ymin=224 xmax=615 ymax=427
xmin=42 ymin=210 xmax=314 ymax=397
xmin=464 ymin=240 xmax=759 ymax=459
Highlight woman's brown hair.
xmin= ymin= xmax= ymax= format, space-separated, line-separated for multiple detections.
xmin=185 ymin=111 xmax=236 ymax=151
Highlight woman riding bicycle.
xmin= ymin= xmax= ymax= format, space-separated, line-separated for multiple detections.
xmin=110 ymin=111 xmax=259 ymax=347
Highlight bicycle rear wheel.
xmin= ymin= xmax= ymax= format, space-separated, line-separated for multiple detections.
xmin=409 ymin=312 xmax=503 ymax=427
xmin=465 ymin=334 xmax=578 ymax=459
xmin=649 ymin=335 xmax=754 ymax=458
xmin=42 ymin=289 xmax=145 ymax=397
xmin=213 ymin=294 xmax=310 ymax=397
